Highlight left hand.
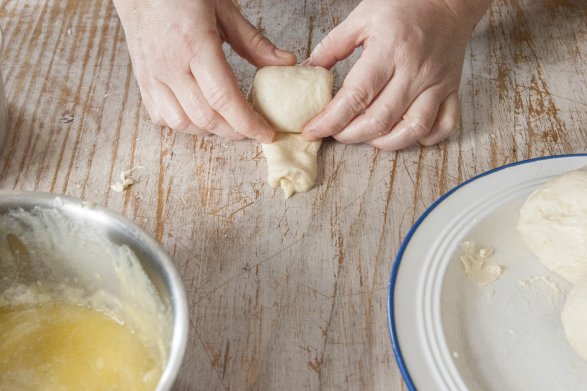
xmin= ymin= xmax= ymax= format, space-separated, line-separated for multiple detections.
xmin=302 ymin=0 xmax=491 ymax=151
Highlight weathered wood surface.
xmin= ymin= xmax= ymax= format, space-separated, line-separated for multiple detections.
xmin=0 ymin=0 xmax=586 ymax=389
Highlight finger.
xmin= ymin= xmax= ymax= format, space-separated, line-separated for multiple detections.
xmin=219 ymin=6 xmax=296 ymax=67
xmin=138 ymin=83 xmax=165 ymax=126
xmin=168 ymin=74 xmax=245 ymax=140
xmin=190 ymin=38 xmax=275 ymax=143
xmin=305 ymin=17 xmax=363 ymax=69
xmin=302 ymin=47 xmax=395 ymax=141
xmin=150 ymin=80 xmax=210 ymax=136
xmin=419 ymin=92 xmax=460 ymax=146
xmin=329 ymin=75 xmax=415 ymax=144
xmin=368 ymin=89 xmax=443 ymax=152
xmin=150 ymin=80 xmax=191 ymax=131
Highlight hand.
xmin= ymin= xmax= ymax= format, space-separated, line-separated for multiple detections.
xmin=113 ymin=0 xmax=296 ymax=142
xmin=302 ymin=0 xmax=491 ymax=151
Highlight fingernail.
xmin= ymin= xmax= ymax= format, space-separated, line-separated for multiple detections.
xmin=301 ymin=57 xmax=312 ymax=66
xmin=273 ymin=48 xmax=293 ymax=59
xmin=256 ymin=132 xmax=274 ymax=144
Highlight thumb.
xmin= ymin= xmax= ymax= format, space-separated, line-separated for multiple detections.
xmin=219 ymin=7 xmax=296 ymax=67
xmin=307 ymin=20 xmax=362 ymax=69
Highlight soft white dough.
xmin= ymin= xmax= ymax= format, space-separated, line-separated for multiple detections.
xmin=562 ymin=275 xmax=587 ymax=360
xmin=517 ymin=166 xmax=587 ymax=283
xmin=261 ymin=133 xmax=321 ymax=198
xmin=253 ymin=65 xmax=333 ymax=198
xmin=253 ymin=66 xmax=333 ymax=134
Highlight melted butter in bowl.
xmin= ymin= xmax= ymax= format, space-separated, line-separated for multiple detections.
xmin=0 ymin=303 xmax=161 ymax=390
xmin=0 ymin=194 xmax=187 ymax=390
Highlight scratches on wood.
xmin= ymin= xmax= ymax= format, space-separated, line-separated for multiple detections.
xmin=0 ymin=0 xmax=585 ymax=390
xmin=306 ymin=15 xmax=314 ymax=59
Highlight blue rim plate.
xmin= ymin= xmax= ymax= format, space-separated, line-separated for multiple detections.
xmin=388 ymin=154 xmax=587 ymax=391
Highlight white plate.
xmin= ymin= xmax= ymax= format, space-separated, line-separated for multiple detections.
xmin=388 ymin=154 xmax=587 ymax=391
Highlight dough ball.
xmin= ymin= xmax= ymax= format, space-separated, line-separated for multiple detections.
xmin=517 ymin=166 xmax=587 ymax=283
xmin=562 ymin=274 xmax=587 ymax=360
xmin=252 ymin=65 xmax=333 ymax=133
xmin=261 ymin=133 xmax=321 ymax=199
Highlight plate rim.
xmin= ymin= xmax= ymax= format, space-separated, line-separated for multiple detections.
xmin=387 ymin=153 xmax=587 ymax=391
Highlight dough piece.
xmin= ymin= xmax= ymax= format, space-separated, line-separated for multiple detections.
xmin=253 ymin=66 xmax=333 ymax=198
xmin=562 ymin=275 xmax=587 ymax=360
xmin=459 ymin=241 xmax=503 ymax=286
xmin=262 ymin=133 xmax=321 ymax=198
xmin=253 ymin=66 xmax=333 ymax=134
xmin=517 ymin=166 xmax=587 ymax=283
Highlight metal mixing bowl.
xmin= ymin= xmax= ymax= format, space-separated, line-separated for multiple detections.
xmin=0 ymin=192 xmax=188 ymax=390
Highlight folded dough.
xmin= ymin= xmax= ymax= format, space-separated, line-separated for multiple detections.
xmin=261 ymin=133 xmax=322 ymax=198
xmin=252 ymin=65 xmax=333 ymax=198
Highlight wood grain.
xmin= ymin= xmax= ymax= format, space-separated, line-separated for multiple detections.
xmin=0 ymin=0 xmax=585 ymax=389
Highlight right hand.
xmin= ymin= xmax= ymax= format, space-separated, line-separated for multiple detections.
xmin=113 ymin=0 xmax=296 ymax=142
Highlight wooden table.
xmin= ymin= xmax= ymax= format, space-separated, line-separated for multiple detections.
xmin=1 ymin=0 xmax=585 ymax=389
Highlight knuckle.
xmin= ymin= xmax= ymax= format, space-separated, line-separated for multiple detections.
xmin=167 ymin=115 xmax=191 ymax=131
xmin=369 ymin=115 xmax=392 ymax=137
xmin=194 ymin=30 xmax=221 ymax=47
xmin=207 ymin=87 xmax=233 ymax=113
xmin=249 ymin=31 xmax=273 ymax=52
xmin=439 ymin=114 xmax=460 ymax=134
xmin=404 ymin=116 xmax=432 ymax=138
xmin=143 ymin=104 xmax=164 ymax=126
xmin=343 ymin=85 xmax=371 ymax=114
xmin=190 ymin=32 xmax=222 ymax=64
xmin=342 ymin=85 xmax=371 ymax=114
xmin=179 ymin=28 xmax=197 ymax=51
xmin=191 ymin=108 xmax=218 ymax=131
xmin=314 ymin=33 xmax=334 ymax=56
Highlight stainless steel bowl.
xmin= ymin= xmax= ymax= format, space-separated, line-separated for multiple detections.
xmin=0 ymin=192 xmax=188 ymax=390
xmin=0 ymin=25 xmax=7 ymax=148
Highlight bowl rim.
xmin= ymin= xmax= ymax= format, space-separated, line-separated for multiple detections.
xmin=0 ymin=190 xmax=189 ymax=391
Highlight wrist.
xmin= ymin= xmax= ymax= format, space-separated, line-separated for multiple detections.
xmin=112 ymin=0 xmax=141 ymax=19
xmin=439 ymin=0 xmax=492 ymax=28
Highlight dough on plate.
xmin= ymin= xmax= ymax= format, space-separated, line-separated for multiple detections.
xmin=253 ymin=65 xmax=333 ymax=198
xmin=562 ymin=274 xmax=587 ymax=360
xmin=517 ymin=166 xmax=587 ymax=283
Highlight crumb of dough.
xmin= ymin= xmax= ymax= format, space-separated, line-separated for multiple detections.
xmin=479 ymin=247 xmax=494 ymax=259
xmin=517 ymin=275 xmax=563 ymax=304
xmin=111 ymin=166 xmax=144 ymax=193
xmin=459 ymin=241 xmax=504 ymax=286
